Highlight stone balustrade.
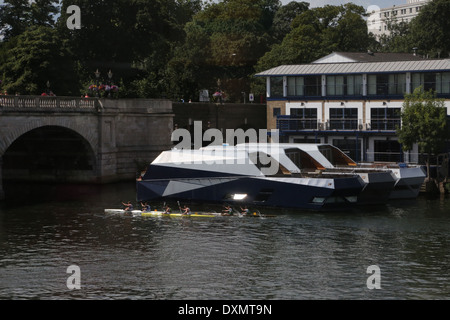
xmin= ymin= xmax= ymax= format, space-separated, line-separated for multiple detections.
xmin=0 ymin=95 xmax=100 ymax=110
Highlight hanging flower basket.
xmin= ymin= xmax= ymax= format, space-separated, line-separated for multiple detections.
xmin=88 ymin=83 xmax=119 ymax=98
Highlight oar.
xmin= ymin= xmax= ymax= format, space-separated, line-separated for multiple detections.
xmin=254 ymin=209 xmax=263 ymax=218
xmin=177 ymin=200 xmax=182 ymax=214
xmin=232 ymin=206 xmax=243 ymax=218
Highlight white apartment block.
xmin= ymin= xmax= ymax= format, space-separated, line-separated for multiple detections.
xmin=367 ymin=0 xmax=430 ymax=38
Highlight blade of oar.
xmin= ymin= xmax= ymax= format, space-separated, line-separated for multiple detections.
xmin=232 ymin=206 xmax=242 ymax=217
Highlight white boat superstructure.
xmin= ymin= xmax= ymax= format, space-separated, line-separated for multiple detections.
xmin=205 ymin=143 xmax=425 ymax=201
xmin=136 ymin=145 xmax=366 ymax=210
xmin=136 ymin=143 xmax=425 ymax=210
xmin=202 ymin=143 xmax=396 ymax=204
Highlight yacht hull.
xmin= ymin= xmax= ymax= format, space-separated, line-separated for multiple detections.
xmin=388 ymin=167 xmax=426 ymax=199
xmin=137 ymin=175 xmax=365 ymax=211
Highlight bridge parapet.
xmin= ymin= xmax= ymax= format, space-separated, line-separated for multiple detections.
xmin=0 ymin=95 xmax=100 ymax=111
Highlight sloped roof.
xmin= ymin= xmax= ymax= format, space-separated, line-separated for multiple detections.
xmin=313 ymin=52 xmax=426 ymax=63
xmin=255 ymin=59 xmax=450 ymax=77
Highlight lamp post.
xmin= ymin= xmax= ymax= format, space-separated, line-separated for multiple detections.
xmin=94 ymin=69 xmax=101 ymax=97
xmin=107 ymin=70 xmax=113 ymax=98
xmin=217 ymin=78 xmax=223 ymax=104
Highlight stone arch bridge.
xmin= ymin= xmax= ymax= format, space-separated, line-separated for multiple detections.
xmin=0 ymin=95 xmax=174 ymax=200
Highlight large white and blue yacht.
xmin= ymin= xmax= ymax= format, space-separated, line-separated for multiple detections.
xmin=137 ymin=143 xmax=387 ymax=210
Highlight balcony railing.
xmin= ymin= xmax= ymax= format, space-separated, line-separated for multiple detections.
xmin=277 ymin=116 xmax=401 ymax=132
xmin=367 ymin=83 xmax=407 ymax=96
xmin=369 ymin=119 xmax=401 ymax=131
xmin=325 ymin=84 xmax=363 ymax=97
xmin=286 ymin=84 xmax=322 ymax=97
xmin=277 ymin=116 xmax=319 ymax=131
xmin=0 ymin=95 xmax=100 ymax=110
xmin=271 ymin=81 xmax=450 ymax=99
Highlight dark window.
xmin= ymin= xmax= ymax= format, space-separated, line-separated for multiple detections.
xmin=273 ymin=107 xmax=281 ymax=117
xmin=370 ymin=108 xmax=401 ymax=130
xmin=332 ymin=139 xmax=361 ymax=162
xmin=304 ymin=76 xmax=321 ymax=97
xmin=329 ymin=108 xmax=358 ymax=130
xmin=374 ymin=140 xmax=402 ymax=162
xmin=281 ymin=108 xmax=318 ymax=130
xmin=270 ymin=77 xmax=284 ymax=98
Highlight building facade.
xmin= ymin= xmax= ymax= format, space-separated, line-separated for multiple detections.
xmin=256 ymin=53 xmax=450 ymax=164
xmin=367 ymin=0 xmax=430 ymax=38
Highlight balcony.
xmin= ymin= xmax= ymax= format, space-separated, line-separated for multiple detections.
xmin=276 ymin=116 xmax=400 ymax=132
xmin=276 ymin=116 xmax=319 ymax=131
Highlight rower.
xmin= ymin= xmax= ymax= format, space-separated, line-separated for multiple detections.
xmin=240 ymin=206 xmax=249 ymax=216
xmin=141 ymin=202 xmax=151 ymax=213
xmin=221 ymin=205 xmax=233 ymax=216
xmin=122 ymin=201 xmax=133 ymax=211
xmin=182 ymin=205 xmax=191 ymax=215
xmin=162 ymin=205 xmax=171 ymax=215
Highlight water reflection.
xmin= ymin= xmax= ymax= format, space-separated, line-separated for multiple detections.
xmin=0 ymin=182 xmax=450 ymax=299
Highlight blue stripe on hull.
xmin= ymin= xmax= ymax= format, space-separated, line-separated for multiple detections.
xmin=137 ymin=176 xmax=364 ymax=211
xmin=142 ymin=165 xmax=244 ymax=180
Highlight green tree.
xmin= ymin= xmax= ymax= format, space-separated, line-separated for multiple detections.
xmin=368 ymin=17 xmax=412 ymax=54
xmin=30 ymin=0 xmax=59 ymax=27
xmin=256 ymin=4 xmax=369 ymax=72
xmin=378 ymin=19 xmax=412 ymax=53
xmin=165 ymin=0 xmax=279 ymax=102
xmin=57 ymin=0 xmax=201 ymax=98
xmin=0 ymin=0 xmax=59 ymax=40
xmin=397 ymin=87 xmax=448 ymax=178
xmin=0 ymin=0 xmax=32 ymax=40
xmin=271 ymin=1 xmax=309 ymax=43
xmin=0 ymin=25 xmax=79 ymax=95
xmin=409 ymin=0 xmax=450 ymax=58
xmin=252 ymin=3 xmax=369 ymax=97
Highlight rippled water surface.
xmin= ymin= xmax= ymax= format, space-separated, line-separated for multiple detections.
xmin=0 ymin=182 xmax=449 ymax=299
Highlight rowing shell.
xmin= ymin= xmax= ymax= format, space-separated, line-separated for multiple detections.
xmin=104 ymin=209 xmax=219 ymax=218
xmin=104 ymin=209 xmax=276 ymax=218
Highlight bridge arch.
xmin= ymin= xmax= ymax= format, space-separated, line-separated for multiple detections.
xmin=1 ymin=125 xmax=97 ymax=185
xmin=0 ymin=118 xmax=98 ymax=156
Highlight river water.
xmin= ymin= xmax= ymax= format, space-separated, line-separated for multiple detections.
xmin=0 ymin=181 xmax=449 ymax=300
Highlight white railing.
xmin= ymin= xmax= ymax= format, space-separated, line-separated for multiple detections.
xmin=0 ymin=95 xmax=100 ymax=110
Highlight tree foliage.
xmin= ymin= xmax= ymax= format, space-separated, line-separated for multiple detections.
xmin=256 ymin=4 xmax=369 ymax=72
xmin=271 ymin=1 xmax=309 ymax=43
xmin=409 ymin=0 xmax=450 ymax=58
xmin=0 ymin=0 xmax=59 ymax=40
xmin=372 ymin=0 xmax=450 ymax=58
xmin=0 ymin=25 xmax=79 ymax=95
xmin=373 ymin=18 xmax=411 ymax=53
xmin=165 ymin=0 xmax=280 ymax=102
xmin=397 ymin=87 xmax=448 ymax=175
xmin=1 ymin=0 xmax=448 ymax=101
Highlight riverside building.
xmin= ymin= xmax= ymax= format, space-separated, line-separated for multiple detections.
xmin=255 ymin=52 xmax=450 ymax=163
